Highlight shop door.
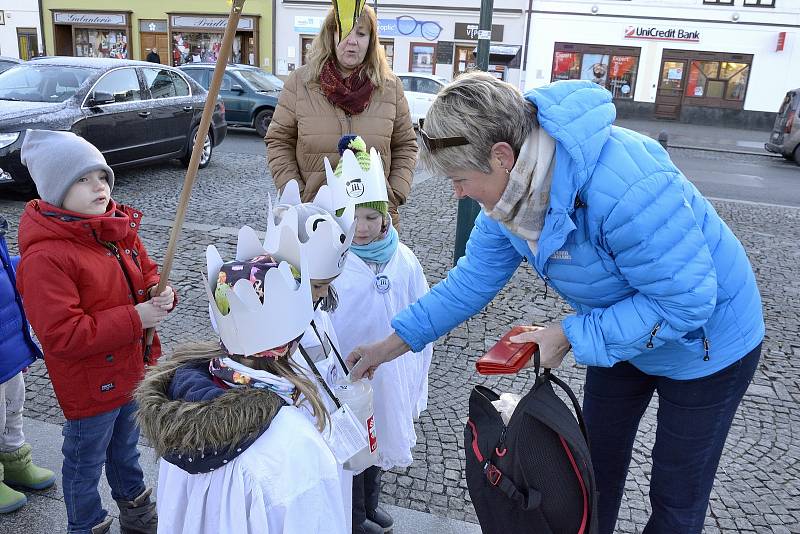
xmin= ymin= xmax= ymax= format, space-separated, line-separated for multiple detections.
xmin=140 ymin=33 xmax=169 ymax=65
xmin=655 ymin=59 xmax=687 ymax=120
xmin=54 ymin=25 xmax=73 ymax=56
xmin=454 ymin=45 xmax=476 ymax=77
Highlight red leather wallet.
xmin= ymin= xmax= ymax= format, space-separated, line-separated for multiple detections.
xmin=476 ymin=326 xmax=539 ymax=375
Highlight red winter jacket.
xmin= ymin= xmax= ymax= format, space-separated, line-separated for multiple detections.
xmin=16 ymin=200 xmax=164 ymax=419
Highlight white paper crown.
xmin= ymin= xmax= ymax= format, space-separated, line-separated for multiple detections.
xmin=264 ymin=180 xmax=356 ymax=279
xmin=205 ymin=225 xmax=314 ymax=356
xmin=324 ymin=147 xmax=388 ymax=212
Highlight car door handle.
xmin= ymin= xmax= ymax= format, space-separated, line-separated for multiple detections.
xmin=183 ymin=106 xmax=193 ymax=112
xmin=138 ymin=111 xmax=151 ymax=118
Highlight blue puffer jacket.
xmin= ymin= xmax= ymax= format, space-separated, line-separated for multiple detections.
xmin=393 ymin=81 xmax=764 ymax=380
xmin=1 ymin=215 xmax=42 ymax=383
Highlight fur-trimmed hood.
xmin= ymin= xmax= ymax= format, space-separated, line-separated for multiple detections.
xmin=135 ymin=351 xmax=283 ymax=474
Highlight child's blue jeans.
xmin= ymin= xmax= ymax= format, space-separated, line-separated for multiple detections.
xmin=61 ymin=401 xmax=146 ymax=534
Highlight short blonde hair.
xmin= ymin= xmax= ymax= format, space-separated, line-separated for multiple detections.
xmin=307 ymin=5 xmax=390 ymax=89
xmin=420 ymin=71 xmax=538 ymax=176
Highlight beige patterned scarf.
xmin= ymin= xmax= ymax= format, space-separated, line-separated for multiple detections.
xmin=485 ymin=128 xmax=556 ymax=255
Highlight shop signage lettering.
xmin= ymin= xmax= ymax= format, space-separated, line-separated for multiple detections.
xmin=171 ymin=15 xmax=254 ymax=31
xmin=454 ymin=23 xmax=503 ymax=42
xmin=54 ymin=12 xmax=127 ymax=26
xmin=624 ymin=25 xmax=699 ymax=42
xmin=294 ymin=16 xmax=442 ymax=40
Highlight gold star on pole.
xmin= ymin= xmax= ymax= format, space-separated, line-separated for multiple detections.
xmin=333 ymin=0 xmax=366 ymax=42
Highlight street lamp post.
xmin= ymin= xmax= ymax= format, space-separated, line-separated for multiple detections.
xmin=452 ymin=0 xmax=494 ymax=265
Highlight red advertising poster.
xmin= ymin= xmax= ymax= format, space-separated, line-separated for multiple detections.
xmin=610 ymin=55 xmax=635 ymax=78
xmin=553 ymin=52 xmax=579 ymax=80
xmin=685 ymin=61 xmax=702 ymax=97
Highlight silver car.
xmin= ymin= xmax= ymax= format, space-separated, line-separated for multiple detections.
xmin=765 ymin=88 xmax=800 ymax=165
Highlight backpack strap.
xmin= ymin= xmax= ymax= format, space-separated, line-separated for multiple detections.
xmin=548 ymin=373 xmax=589 ymax=444
xmin=484 ymin=461 xmax=542 ymax=511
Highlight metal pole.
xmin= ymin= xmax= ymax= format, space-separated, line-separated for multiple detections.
xmin=453 ymin=0 xmax=493 ymax=265
xmin=144 ymin=0 xmax=247 ymax=356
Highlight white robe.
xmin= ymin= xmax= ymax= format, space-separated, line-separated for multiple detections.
xmin=156 ymin=405 xmax=347 ymax=534
xmin=294 ymin=309 xmax=353 ymax=530
xmin=330 ymin=243 xmax=433 ymax=470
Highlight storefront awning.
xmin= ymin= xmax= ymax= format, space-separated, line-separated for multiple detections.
xmin=471 ymin=45 xmax=522 ymax=67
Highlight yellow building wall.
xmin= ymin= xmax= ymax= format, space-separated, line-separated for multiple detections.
xmin=41 ymin=0 xmax=273 ymax=71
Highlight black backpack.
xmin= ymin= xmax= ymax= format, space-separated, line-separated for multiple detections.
xmin=464 ymin=359 xmax=598 ymax=534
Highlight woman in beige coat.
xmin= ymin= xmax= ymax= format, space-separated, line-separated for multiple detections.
xmin=266 ymin=5 xmax=417 ymax=229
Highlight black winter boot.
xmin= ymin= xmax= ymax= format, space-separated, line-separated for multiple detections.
xmin=115 ymin=487 xmax=157 ymax=534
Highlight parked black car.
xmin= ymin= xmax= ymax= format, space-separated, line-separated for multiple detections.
xmin=180 ymin=63 xmax=282 ymax=137
xmin=0 ymin=57 xmax=227 ymax=192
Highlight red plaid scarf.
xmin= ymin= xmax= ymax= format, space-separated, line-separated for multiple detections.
xmin=319 ymin=58 xmax=375 ymax=115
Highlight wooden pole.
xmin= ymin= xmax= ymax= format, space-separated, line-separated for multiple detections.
xmin=144 ymin=0 xmax=247 ymax=356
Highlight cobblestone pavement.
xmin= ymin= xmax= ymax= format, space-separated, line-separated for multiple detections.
xmin=1 ymin=149 xmax=798 ymax=533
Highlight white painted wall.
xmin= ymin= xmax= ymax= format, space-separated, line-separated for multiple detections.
xmin=523 ymin=0 xmax=800 ymax=112
xmin=275 ymin=0 xmax=527 ymax=86
xmin=0 ymin=0 xmax=43 ymax=58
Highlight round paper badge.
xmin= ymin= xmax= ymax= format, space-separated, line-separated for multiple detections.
xmin=374 ymin=274 xmax=390 ymax=294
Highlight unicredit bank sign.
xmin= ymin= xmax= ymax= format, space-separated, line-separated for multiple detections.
xmin=624 ymin=25 xmax=700 ymax=42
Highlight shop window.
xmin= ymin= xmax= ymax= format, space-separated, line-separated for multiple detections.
xmin=552 ymin=46 xmax=639 ymax=99
xmin=552 ymin=52 xmax=580 ymax=81
xmin=92 ymin=69 xmax=142 ymax=103
xmin=685 ymin=60 xmax=749 ymax=101
xmin=74 ymin=29 xmax=128 ymax=59
xmin=380 ymin=39 xmax=394 ymax=70
xmin=172 ymin=32 xmax=241 ymax=66
xmin=703 ymin=0 xmax=734 ymax=4
xmin=409 ymin=43 xmax=436 ymax=74
xmin=16 ymin=28 xmax=38 ymax=60
xmin=743 ymin=0 xmax=775 ymax=6
xmin=301 ymin=36 xmax=314 ymax=66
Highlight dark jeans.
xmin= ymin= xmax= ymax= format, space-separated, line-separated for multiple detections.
xmin=583 ymin=344 xmax=761 ymax=534
xmin=352 ymin=465 xmax=382 ymax=528
xmin=61 ymin=401 xmax=146 ymax=534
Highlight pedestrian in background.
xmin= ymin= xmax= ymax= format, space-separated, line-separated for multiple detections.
xmin=0 ymin=214 xmax=55 ymax=514
xmin=347 ymin=72 xmax=764 ymax=534
xmin=266 ymin=4 xmax=417 ymax=230
xmin=15 ymin=130 xmax=176 ymax=534
xmin=146 ymin=47 xmax=161 ymax=64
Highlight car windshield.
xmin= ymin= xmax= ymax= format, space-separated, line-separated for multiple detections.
xmin=0 ymin=65 xmax=93 ymax=103
xmin=237 ymin=69 xmax=284 ymax=92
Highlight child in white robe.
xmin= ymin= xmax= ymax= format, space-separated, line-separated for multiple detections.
xmin=327 ymin=135 xmax=433 ymax=533
xmin=135 ymin=234 xmax=347 ymax=534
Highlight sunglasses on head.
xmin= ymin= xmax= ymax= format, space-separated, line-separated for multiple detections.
xmin=418 ymin=118 xmax=470 ymax=152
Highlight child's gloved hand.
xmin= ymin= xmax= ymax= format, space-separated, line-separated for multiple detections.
xmin=149 ymin=286 xmax=175 ymax=311
xmin=135 ymin=301 xmax=168 ymax=329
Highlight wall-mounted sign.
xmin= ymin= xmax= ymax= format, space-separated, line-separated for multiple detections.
xmin=171 ymin=15 xmax=254 ymax=31
xmin=294 ymin=16 xmax=442 ymax=41
xmin=54 ymin=12 xmax=127 ymax=26
xmin=776 ymin=31 xmax=786 ymax=52
xmin=624 ymin=25 xmax=699 ymax=43
xmin=454 ymin=23 xmax=503 ymax=41
xmin=139 ymin=20 xmax=167 ymax=33
xmin=436 ymin=41 xmax=454 ymax=63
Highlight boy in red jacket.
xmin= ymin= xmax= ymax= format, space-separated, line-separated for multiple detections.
xmin=15 ymin=130 xmax=175 ymax=534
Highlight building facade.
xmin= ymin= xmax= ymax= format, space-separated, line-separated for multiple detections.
xmin=275 ymin=0 xmax=527 ymax=86
xmin=0 ymin=0 xmax=43 ymax=60
xmin=523 ymin=0 xmax=800 ymax=127
xmin=40 ymin=0 xmax=273 ymax=69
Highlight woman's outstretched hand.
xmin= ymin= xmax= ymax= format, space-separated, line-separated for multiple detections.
xmin=509 ymin=324 xmax=571 ymax=369
xmin=346 ymin=332 xmax=411 ymax=380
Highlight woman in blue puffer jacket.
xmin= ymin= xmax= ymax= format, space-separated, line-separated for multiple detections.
xmin=346 ymin=73 xmax=764 ymax=533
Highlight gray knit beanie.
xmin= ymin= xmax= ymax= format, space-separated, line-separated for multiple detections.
xmin=20 ymin=130 xmax=115 ymax=208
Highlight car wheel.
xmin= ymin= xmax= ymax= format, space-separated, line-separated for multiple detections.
xmin=254 ymin=108 xmax=274 ymax=138
xmin=181 ymin=126 xmax=213 ymax=169
xmin=793 ymin=145 xmax=800 ymax=166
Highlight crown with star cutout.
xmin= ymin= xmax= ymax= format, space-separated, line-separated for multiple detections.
xmin=325 ymin=146 xmax=388 ymax=213
xmin=205 ymin=225 xmax=314 ymax=356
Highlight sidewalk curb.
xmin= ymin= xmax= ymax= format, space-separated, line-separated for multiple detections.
xmin=667 ymin=143 xmax=783 ymax=158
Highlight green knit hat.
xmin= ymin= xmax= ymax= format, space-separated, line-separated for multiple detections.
xmin=335 ymin=135 xmax=389 ymax=217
